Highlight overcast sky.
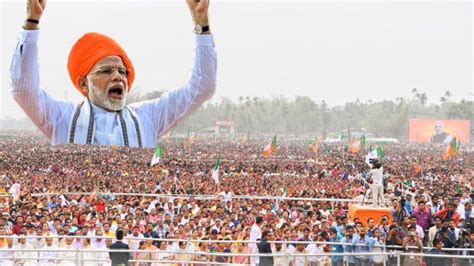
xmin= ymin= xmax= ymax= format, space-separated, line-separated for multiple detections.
xmin=1 ymin=0 xmax=472 ymax=119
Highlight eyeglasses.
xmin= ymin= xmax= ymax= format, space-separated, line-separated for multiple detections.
xmin=89 ymin=66 xmax=128 ymax=77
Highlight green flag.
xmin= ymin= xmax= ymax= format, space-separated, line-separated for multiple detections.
xmin=151 ymin=144 xmax=162 ymax=166
xmin=376 ymin=147 xmax=382 ymax=159
xmin=281 ymin=185 xmax=287 ymax=198
xmin=361 ymin=135 xmax=366 ymax=150
xmin=212 ymin=155 xmax=220 ymax=184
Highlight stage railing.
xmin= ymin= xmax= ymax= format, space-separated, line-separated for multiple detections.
xmin=1 ymin=235 xmax=473 ymax=251
xmin=22 ymin=191 xmax=364 ymax=203
xmin=0 ymin=248 xmax=473 ymax=266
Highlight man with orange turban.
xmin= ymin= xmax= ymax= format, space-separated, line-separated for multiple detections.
xmin=11 ymin=0 xmax=216 ymax=148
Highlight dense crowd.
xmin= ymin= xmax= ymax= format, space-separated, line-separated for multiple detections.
xmin=0 ymin=130 xmax=473 ymax=266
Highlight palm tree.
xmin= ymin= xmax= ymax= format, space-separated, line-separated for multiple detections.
xmin=444 ymin=90 xmax=451 ymax=102
xmin=415 ymin=93 xmax=421 ymax=103
xmin=420 ymin=93 xmax=428 ymax=106
xmin=440 ymin=96 xmax=448 ymax=105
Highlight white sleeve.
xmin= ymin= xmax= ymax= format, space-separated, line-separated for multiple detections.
xmin=10 ymin=28 xmax=74 ymax=139
xmin=129 ymin=34 xmax=217 ymax=141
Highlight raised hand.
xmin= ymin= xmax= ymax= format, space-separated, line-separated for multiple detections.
xmin=186 ymin=0 xmax=209 ymax=26
xmin=24 ymin=0 xmax=47 ymax=30
xmin=27 ymin=0 xmax=46 ymax=20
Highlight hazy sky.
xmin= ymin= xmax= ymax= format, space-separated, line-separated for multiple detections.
xmin=1 ymin=0 xmax=472 ymax=119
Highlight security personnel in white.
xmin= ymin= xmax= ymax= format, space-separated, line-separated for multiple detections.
xmin=370 ymin=160 xmax=385 ymax=207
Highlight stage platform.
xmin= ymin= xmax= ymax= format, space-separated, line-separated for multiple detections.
xmin=348 ymin=204 xmax=392 ymax=226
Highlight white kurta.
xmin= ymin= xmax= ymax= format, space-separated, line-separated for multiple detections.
xmin=13 ymin=242 xmax=37 ymax=266
xmin=249 ymin=223 xmax=262 ymax=265
xmin=10 ymin=29 xmax=217 ymax=148
xmin=37 ymin=244 xmax=58 ymax=266
xmin=0 ymin=244 xmax=15 ymax=266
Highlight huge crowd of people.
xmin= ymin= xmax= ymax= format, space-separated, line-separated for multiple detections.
xmin=0 ymin=129 xmax=473 ymax=266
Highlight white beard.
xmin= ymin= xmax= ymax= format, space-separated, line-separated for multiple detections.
xmin=87 ymin=82 xmax=127 ymax=111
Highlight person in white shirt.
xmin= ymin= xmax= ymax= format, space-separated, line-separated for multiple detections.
xmin=11 ymin=0 xmax=216 ymax=148
xmin=272 ymin=239 xmax=289 ymax=266
xmin=0 ymin=237 xmax=15 ymax=266
xmin=31 ymin=227 xmax=46 ymax=250
xmin=290 ymin=241 xmax=309 ymax=266
xmin=370 ymin=160 xmax=385 ymax=207
xmin=371 ymin=228 xmax=386 ymax=266
xmin=218 ymin=188 xmax=234 ymax=203
xmin=38 ymin=237 xmax=58 ymax=266
xmin=59 ymin=237 xmax=77 ymax=266
xmin=249 ymin=216 xmax=263 ymax=266
xmin=306 ymin=236 xmax=325 ymax=266
xmin=429 ymin=195 xmax=442 ymax=214
xmin=126 ymin=226 xmax=143 ymax=251
xmin=8 ymin=180 xmax=21 ymax=202
xmin=81 ymin=238 xmax=104 ymax=266
xmin=14 ymin=234 xmax=36 ymax=266
xmin=353 ymin=191 xmax=367 ymax=205
xmin=92 ymin=229 xmax=107 ymax=249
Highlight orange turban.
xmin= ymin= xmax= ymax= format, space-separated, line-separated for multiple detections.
xmin=67 ymin=32 xmax=135 ymax=96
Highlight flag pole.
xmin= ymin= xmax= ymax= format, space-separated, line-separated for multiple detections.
xmin=420 ymin=158 xmax=423 ymax=177
xmin=276 ymin=135 xmax=285 ymax=212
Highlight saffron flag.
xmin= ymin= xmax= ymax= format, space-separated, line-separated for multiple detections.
xmin=310 ymin=136 xmax=318 ymax=153
xmin=350 ymin=137 xmax=359 ymax=154
xmin=414 ymin=158 xmax=422 ymax=174
xmin=442 ymin=137 xmax=457 ymax=161
xmin=311 ymin=132 xmax=326 ymax=153
xmin=263 ymin=135 xmax=277 ymax=158
xmin=351 ymin=135 xmax=366 ymax=154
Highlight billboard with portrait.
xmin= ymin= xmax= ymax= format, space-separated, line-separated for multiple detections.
xmin=408 ymin=119 xmax=470 ymax=143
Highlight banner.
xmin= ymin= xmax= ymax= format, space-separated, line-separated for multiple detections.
xmin=408 ymin=119 xmax=470 ymax=143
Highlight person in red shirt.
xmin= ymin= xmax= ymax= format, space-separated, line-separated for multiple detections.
xmin=95 ymin=198 xmax=106 ymax=213
xmin=434 ymin=202 xmax=460 ymax=227
xmin=11 ymin=216 xmax=23 ymax=235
